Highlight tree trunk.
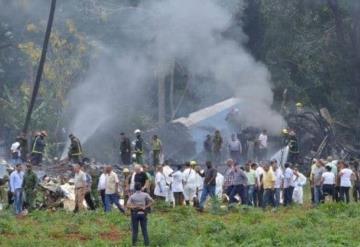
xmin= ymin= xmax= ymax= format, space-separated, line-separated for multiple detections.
xmin=158 ymin=72 xmax=166 ymax=126
xmin=327 ymin=0 xmax=345 ymax=45
xmin=169 ymin=62 xmax=175 ymax=120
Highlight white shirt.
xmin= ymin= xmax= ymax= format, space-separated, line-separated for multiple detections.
xmin=274 ymin=169 xmax=284 ymax=189
xmin=340 ymin=168 xmax=353 ymax=187
xmin=154 ymin=172 xmax=168 ymax=197
xmin=10 ymin=142 xmax=21 ymax=156
xmin=255 ymin=166 xmax=264 ymax=186
xmin=293 ymin=173 xmax=306 ymax=187
xmin=258 ymin=134 xmax=268 ymax=149
xmin=215 ymin=172 xmax=224 ymax=197
xmin=228 ymin=140 xmax=242 ymax=152
xmin=322 ymin=172 xmax=335 ymax=185
xmin=284 ymin=167 xmax=293 ymax=188
xmin=182 ymin=168 xmax=197 ymax=187
xmin=97 ymin=173 xmax=107 ymax=190
xmin=172 ymin=170 xmax=184 ymax=192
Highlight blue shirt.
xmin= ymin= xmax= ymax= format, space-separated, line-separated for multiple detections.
xmin=10 ymin=171 xmax=24 ymax=192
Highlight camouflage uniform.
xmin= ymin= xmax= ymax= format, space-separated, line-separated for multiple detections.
xmin=23 ymin=169 xmax=38 ymax=210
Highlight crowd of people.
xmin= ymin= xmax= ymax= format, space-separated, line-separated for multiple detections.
xmin=4 ymin=127 xmax=360 ymax=246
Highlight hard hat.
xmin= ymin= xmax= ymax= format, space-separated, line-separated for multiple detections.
xmin=282 ymin=128 xmax=289 ymax=135
xmin=134 ymin=129 xmax=141 ymax=134
xmin=123 ymin=168 xmax=130 ymax=173
xmin=40 ymin=131 xmax=48 ymax=137
xmin=296 ymin=102 xmax=303 ymax=108
xmin=190 ymin=160 xmax=197 ymax=166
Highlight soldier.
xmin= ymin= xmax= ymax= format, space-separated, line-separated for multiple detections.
xmin=22 ymin=163 xmax=38 ymax=211
xmin=31 ymin=131 xmax=47 ymax=166
xmin=287 ymin=130 xmax=299 ymax=164
xmin=120 ymin=133 xmax=132 ymax=166
xmin=151 ymin=135 xmax=162 ymax=167
xmin=134 ymin=129 xmax=144 ymax=164
xmin=203 ymin=135 xmax=212 ymax=161
xmin=68 ymin=134 xmax=83 ymax=164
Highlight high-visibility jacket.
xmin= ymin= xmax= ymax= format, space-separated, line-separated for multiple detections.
xmin=134 ymin=136 xmax=144 ymax=154
xmin=31 ymin=136 xmax=45 ymax=154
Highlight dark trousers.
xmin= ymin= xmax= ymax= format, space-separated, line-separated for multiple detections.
xmin=334 ymin=186 xmax=341 ymax=202
xmin=121 ymin=152 xmax=132 ymax=165
xmin=105 ymin=194 xmax=125 ymax=213
xmin=263 ymin=189 xmax=275 ymax=208
xmin=340 ymin=187 xmax=350 ymax=203
xmin=230 ymin=151 xmax=241 ymax=164
xmin=284 ymin=186 xmax=294 ymax=206
xmin=152 ymin=150 xmax=160 ymax=166
xmin=229 ymin=184 xmax=247 ymax=205
xmin=131 ymin=212 xmax=149 ymax=246
xmin=31 ymin=153 xmax=42 ymax=166
xmin=256 ymin=187 xmax=264 ymax=207
xmin=85 ymin=192 xmax=96 ymax=210
xmin=174 ymin=192 xmax=184 ymax=206
xmin=99 ymin=189 xmax=106 ymax=208
xmin=323 ymin=184 xmax=335 ymax=201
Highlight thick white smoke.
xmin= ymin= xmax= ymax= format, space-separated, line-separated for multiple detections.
xmin=64 ymin=0 xmax=285 ymax=155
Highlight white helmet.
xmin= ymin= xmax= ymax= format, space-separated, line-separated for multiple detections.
xmin=134 ymin=129 xmax=141 ymax=134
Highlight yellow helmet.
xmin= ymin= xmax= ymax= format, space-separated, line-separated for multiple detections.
xmin=296 ymin=102 xmax=303 ymax=108
xmin=190 ymin=160 xmax=197 ymax=166
xmin=282 ymin=128 xmax=289 ymax=135
xmin=123 ymin=168 xmax=130 ymax=173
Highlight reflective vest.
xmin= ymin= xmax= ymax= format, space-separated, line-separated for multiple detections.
xmin=32 ymin=136 xmax=45 ymax=154
xmin=69 ymin=138 xmax=82 ymax=156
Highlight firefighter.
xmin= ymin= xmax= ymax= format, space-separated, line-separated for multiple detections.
xmin=120 ymin=133 xmax=132 ymax=166
xmin=296 ymin=102 xmax=304 ymax=114
xmin=68 ymin=134 xmax=83 ymax=164
xmin=212 ymin=130 xmax=223 ymax=165
xmin=287 ymin=130 xmax=299 ymax=164
xmin=134 ymin=129 xmax=144 ymax=165
xmin=31 ymin=131 xmax=47 ymax=166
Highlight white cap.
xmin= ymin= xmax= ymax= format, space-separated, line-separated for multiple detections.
xmin=134 ymin=129 xmax=141 ymax=134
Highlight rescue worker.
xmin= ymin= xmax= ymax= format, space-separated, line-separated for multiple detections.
xmin=134 ymin=129 xmax=144 ymax=164
xmin=31 ymin=131 xmax=47 ymax=166
xmin=22 ymin=163 xmax=38 ymax=211
xmin=68 ymin=134 xmax=83 ymax=164
xmin=120 ymin=133 xmax=132 ymax=166
xmin=296 ymin=102 xmax=304 ymax=114
xmin=287 ymin=130 xmax=299 ymax=164
xmin=10 ymin=137 xmax=21 ymax=166
xmin=151 ymin=135 xmax=162 ymax=167
xmin=213 ymin=130 xmax=223 ymax=165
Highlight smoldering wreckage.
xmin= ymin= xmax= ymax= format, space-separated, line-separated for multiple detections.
xmin=1 ymin=97 xmax=360 ymax=212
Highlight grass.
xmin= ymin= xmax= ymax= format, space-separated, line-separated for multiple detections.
xmin=1 ymin=201 xmax=360 ymax=246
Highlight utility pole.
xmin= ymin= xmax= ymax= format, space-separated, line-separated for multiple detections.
xmin=23 ymin=0 xmax=57 ymax=133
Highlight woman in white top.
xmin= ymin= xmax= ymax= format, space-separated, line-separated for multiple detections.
xmin=154 ymin=166 xmax=168 ymax=200
xmin=182 ymin=162 xmax=197 ymax=205
xmin=339 ymin=162 xmax=354 ymax=203
xmin=321 ymin=166 xmax=335 ymax=201
xmin=170 ymin=165 xmax=184 ymax=206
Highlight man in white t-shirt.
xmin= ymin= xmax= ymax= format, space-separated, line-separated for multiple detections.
xmin=182 ymin=162 xmax=197 ymax=206
xmin=272 ymin=161 xmax=283 ymax=207
xmin=321 ymin=166 xmax=335 ymax=201
xmin=171 ymin=165 xmax=184 ymax=206
xmin=339 ymin=162 xmax=354 ymax=203
xmin=258 ymin=130 xmax=268 ymax=161
xmin=10 ymin=139 xmax=21 ymax=166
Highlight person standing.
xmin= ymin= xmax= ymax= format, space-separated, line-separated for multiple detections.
xmin=198 ymin=161 xmax=217 ymax=211
xmin=283 ymin=163 xmax=294 ymax=206
xmin=312 ymin=160 xmax=325 ymax=205
xmin=255 ymin=163 xmax=264 ymax=207
xmin=262 ymin=163 xmax=275 ymax=209
xmin=134 ymin=165 xmax=149 ymax=193
xmin=272 ymin=161 xmax=283 ymax=207
xmin=81 ymin=165 xmax=96 ymax=210
xmin=182 ymin=162 xmax=197 ymax=206
xmin=154 ymin=166 xmax=168 ymax=201
xmin=212 ymin=130 xmax=223 ymax=165
xmin=203 ymin=135 xmax=213 ymax=161
xmin=321 ymin=166 xmax=336 ymax=202
xmin=73 ymin=164 xmax=86 ymax=213
xmin=258 ymin=130 xmax=268 ymax=161
xmin=171 ymin=165 xmax=184 ymax=206
xmin=127 ymin=183 xmax=154 ymax=247
xmin=68 ymin=134 xmax=83 ymax=164
xmin=9 ymin=164 xmax=24 ymax=215
xmin=292 ymin=167 xmax=307 ymax=205
xmin=229 ymin=163 xmax=248 ymax=205
xmin=120 ymin=133 xmax=132 ymax=166
xmin=245 ymin=162 xmax=257 ymax=206
xmin=31 ymin=131 xmax=47 ymax=166
xmin=228 ymin=134 xmax=242 ymax=164
xmin=22 ymin=164 xmax=37 ymax=211
xmin=223 ymin=159 xmax=235 ymax=201
xmin=134 ymin=130 xmax=144 ymax=164
xmin=97 ymin=167 xmax=107 ymax=208
xmin=151 ymin=135 xmax=162 ymax=167
xmin=104 ymin=165 xmax=125 ymax=213
xmin=339 ymin=162 xmax=354 ymax=203
xmin=10 ymin=137 xmax=22 ymax=166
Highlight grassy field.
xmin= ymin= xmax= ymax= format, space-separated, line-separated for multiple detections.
xmin=1 ymin=200 xmax=360 ymax=247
